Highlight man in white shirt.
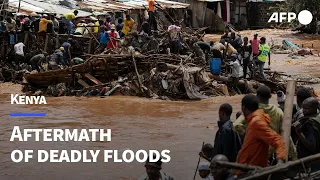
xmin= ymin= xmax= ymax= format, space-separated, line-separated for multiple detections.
xmin=13 ymin=42 xmax=25 ymax=65
xmin=228 ymin=54 xmax=243 ymax=93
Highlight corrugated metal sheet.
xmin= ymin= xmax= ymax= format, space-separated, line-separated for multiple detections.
xmin=8 ymin=0 xmax=92 ymax=16
xmin=80 ymin=0 xmax=189 ymax=12
xmin=7 ymin=0 xmax=189 ymax=16
xmin=248 ymin=0 xmax=285 ymax=2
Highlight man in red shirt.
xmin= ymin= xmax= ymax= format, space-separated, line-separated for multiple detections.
xmin=107 ymin=24 xmax=120 ymax=49
xmin=250 ymin=33 xmax=259 ymax=56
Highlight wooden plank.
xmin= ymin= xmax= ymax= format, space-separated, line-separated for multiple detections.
xmin=55 ymin=35 xmax=59 ymax=49
xmin=84 ymin=73 xmax=102 ymax=85
xmin=44 ymin=34 xmax=49 ymax=52
xmin=88 ymin=38 xmax=92 ymax=54
xmin=281 ymin=80 xmax=296 ymax=162
xmin=77 ymin=79 xmax=89 ymax=88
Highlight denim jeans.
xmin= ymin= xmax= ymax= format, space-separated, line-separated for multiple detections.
xmin=256 ymin=60 xmax=265 ymax=79
xmin=62 ymin=18 xmax=72 ymax=34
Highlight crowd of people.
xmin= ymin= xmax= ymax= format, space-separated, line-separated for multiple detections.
xmin=137 ymin=86 xmax=320 ymax=180
xmin=1 ymin=0 xmax=166 ymax=72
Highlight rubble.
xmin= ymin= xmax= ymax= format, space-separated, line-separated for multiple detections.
xmin=2 ymin=26 xmax=318 ymax=100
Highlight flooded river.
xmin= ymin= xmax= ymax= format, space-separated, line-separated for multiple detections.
xmin=0 ymin=92 xmax=245 ymax=180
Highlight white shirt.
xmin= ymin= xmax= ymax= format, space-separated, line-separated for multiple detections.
xmin=230 ymin=60 xmax=243 ymax=78
xmin=14 ymin=42 xmax=25 ymax=56
xmin=202 ymin=174 xmax=214 ymax=180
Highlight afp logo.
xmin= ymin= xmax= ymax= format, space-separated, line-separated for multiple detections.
xmin=268 ymin=10 xmax=313 ymax=25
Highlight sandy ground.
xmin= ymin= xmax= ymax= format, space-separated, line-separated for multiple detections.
xmin=0 ymin=29 xmax=320 ymax=180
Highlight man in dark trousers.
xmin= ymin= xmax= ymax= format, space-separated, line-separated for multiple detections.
xmin=212 ymin=103 xmax=241 ymax=163
xmin=240 ymin=37 xmax=252 ymax=79
xmin=148 ymin=0 xmax=158 ymax=34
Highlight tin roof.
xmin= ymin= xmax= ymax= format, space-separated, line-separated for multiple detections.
xmin=8 ymin=0 xmax=92 ymax=17
xmin=8 ymin=0 xmax=189 ymax=16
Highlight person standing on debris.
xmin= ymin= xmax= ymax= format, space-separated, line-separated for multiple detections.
xmin=255 ymin=37 xmax=270 ymax=80
xmin=21 ymin=16 xmax=31 ymax=32
xmin=230 ymin=32 xmax=242 ymax=52
xmin=97 ymin=26 xmax=109 ymax=53
xmin=212 ymin=103 xmax=242 ymax=163
xmin=234 ymin=94 xmax=287 ymax=175
xmin=140 ymin=17 xmax=150 ymax=34
xmin=62 ymin=38 xmax=72 ymax=66
xmin=39 ymin=15 xmax=53 ymax=33
xmin=122 ymin=14 xmax=135 ymax=36
xmin=30 ymin=53 xmax=47 ymax=72
xmin=116 ymin=17 xmax=124 ymax=34
xmin=63 ymin=10 xmax=78 ymax=34
xmin=210 ymin=155 xmax=234 ymax=180
xmin=13 ymin=41 xmax=25 ymax=65
xmin=148 ymin=0 xmax=158 ymax=34
xmin=228 ymin=54 xmax=243 ymax=92
xmin=198 ymin=162 xmax=214 ymax=180
xmin=240 ymin=37 xmax=252 ymax=79
xmin=234 ymin=86 xmax=297 ymax=163
xmin=138 ymin=156 xmax=174 ymax=180
xmin=105 ymin=16 xmax=112 ymax=31
xmin=107 ymin=24 xmax=120 ymax=49
xmin=168 ymin=21 xmax=181 ymax=54
xmin=292 ymin=98 xmax=320 ymax=168
xmin=250 ymin=33 xmax=259 ymax=57
xmin=31 ymin=14 xmax=40 ymax=33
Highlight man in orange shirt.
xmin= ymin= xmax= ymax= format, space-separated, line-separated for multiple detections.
xmin=234 ymin=94 xmax=287 ymax=175
xmin=148 ymin=0 xmax=158 ymax=34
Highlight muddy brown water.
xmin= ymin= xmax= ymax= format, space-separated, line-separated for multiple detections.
xmin=0 ymin=93 xmax=246 ymax=180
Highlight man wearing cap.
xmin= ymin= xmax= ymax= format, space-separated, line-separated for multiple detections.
xmin=198 ymin=162 xmax=214 ymax=180
xmin=139 ymin=157 xmax=173 ymax=180
xmin=107 ymin=24 xmax=120 ymax=49
xmin=62 ymin=38 xmax=72 ymax=66
xmin=63 ymin=10 xmax=78 ymax=34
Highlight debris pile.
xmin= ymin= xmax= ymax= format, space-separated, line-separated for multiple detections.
xmin=19 ymin=29 xmax=320 ymax=100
